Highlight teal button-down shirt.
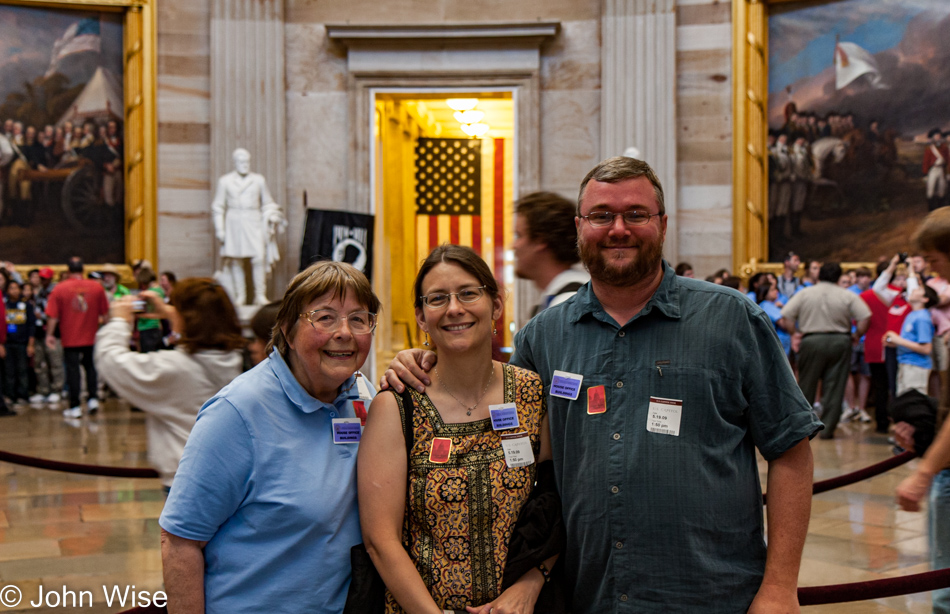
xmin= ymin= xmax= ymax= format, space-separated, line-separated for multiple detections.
xmin=511 ymin=261 xmax=821 ymax=613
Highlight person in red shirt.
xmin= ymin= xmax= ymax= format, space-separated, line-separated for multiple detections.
xmin=45 ymin=257 xmax=109 ymax=418
xmin=861 ymin=265 xmax=892 ymax=433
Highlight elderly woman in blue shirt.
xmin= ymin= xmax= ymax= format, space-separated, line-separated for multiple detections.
xmin=159 ymin=261 xmax=380 ymax=614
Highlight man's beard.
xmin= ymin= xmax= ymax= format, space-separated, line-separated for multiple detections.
xmin=578 ymin=233 xmax=664 ymax=287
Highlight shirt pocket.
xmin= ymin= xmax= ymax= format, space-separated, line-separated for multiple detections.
xmin=642 ymin=365 xmax=748 ymax=448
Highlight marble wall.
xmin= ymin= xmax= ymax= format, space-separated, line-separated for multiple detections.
xmin=675 ymin=0 xmax=734 ymax=277
xmin=153 ymin=0 xmax=735 ymax=282
xmin=155 ymin=0 xmax=212 ymax=278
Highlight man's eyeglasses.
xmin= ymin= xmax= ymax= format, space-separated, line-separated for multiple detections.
xmin=581 ymin=210 xmax=661 ymax=227
xmin=421 ymin=286 xmax=487 ymax=309
xmin=299 ymin=309 xmax=377 ymax=334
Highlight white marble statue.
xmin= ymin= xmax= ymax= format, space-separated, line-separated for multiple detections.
xmin=212 ymin=148 xmax=286 ymax=305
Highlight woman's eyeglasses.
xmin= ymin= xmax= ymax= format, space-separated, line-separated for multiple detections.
xmin=299 ymin=309 xmax=377 ymax=334
xmin=421 ymin=286 xmax=487 ymax=309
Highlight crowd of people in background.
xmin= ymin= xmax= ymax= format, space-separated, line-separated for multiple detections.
xmin=0 ymin=257 xmax=232 ymax=418
xmin=676 ymin=249 xmax=947 ymax=441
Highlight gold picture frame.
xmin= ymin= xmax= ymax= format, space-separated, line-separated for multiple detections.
xmin=2 ymin=0 xmax=156 ymax=278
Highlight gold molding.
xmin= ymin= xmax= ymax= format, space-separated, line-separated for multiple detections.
xmin=732 ymin=0 xmax=769 ymax=274
xmin=2 ymin=0 xmax=157 ymax=271
xmin=733 ymin=0 xmax=876 ymax=278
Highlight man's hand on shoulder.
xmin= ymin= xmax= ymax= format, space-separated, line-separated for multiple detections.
xmin=379 ymin=348 xmax=437 ymax=393
xmin=747 ymin=582 xmax=799 ymax=614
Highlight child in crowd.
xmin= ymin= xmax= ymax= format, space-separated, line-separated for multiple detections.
xmin=4 ymin=280 xmax=36 ymax=405
xmin=885 ymin=283 xmax=939 ymax=396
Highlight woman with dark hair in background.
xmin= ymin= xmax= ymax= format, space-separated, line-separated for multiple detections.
xmin=94 ymin=278 xmax=245 ymax=493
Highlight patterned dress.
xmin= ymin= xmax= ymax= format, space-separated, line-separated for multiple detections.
xmin=385 ymin=363 xmax=545 ymax=613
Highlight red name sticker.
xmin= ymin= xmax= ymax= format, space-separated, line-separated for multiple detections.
xmin=429 ymin=437 xmax=453 ymax=464
xmin=353 ymin=400 xmax=368 ymax=426
xmin=587 ymin=385 xmax=606 ymax=415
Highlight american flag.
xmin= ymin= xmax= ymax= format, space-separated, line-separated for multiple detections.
xmin=414 ymin=137 xmax=514 ymax=349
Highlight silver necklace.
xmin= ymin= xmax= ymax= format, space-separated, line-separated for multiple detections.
xmin=435 ymin=363 xmax=495 ymax=416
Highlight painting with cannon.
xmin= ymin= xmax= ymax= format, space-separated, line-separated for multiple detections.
xmin=0 ymin=3 xmax=124 ymax=264
xmin=767 ymin=0 xmax=950 ymax=263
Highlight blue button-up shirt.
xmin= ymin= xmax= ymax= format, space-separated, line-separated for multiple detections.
xmin=511 ymin=262 xmax=821 ymax=613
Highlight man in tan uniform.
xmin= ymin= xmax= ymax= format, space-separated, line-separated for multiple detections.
xmin=211 ymin=148 xmax=285 ymax=305
xmin=782 ymin=262 xmax=871 ymax=438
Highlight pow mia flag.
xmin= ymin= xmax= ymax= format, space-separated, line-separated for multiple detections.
xmin=300 ymin=209 xmax=375 ymax=282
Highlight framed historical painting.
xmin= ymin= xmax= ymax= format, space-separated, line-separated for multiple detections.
xmin=734 ymin=0 xmax=950 ymax=273
xmin=0 ymin=0 xmax=155 ymax=276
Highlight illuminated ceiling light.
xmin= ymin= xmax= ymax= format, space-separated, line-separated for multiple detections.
xmin=453 ymin=110 xmax=485 ymax=124
xmin=461 ymin=123 xmax=490 ymax=137
xmin=446 ymin=98 xmax=478 ymax=111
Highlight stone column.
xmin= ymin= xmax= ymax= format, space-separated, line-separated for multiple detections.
xmin=211 ymin=0 xmax=288 ymax=298
xmin=601 ymin=0 xmax=678 ymax=262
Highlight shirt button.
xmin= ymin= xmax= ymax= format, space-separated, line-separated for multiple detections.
xmin=612 ymin=432 xmax=621 ymax=440
xmin=329 ymin=412 xmax=337 ymax=417
xmin=620 ymin=594 xmax=628 ymax=602
xmin=616 ymin=381 xmax=624 ymax=388
xmin=610 ymin=486 xmax=619 ymax=494
xmin=618 ymin=331 xmax=625 ymax=337
xmin=615 ymin=541 xmax=623 ymax=549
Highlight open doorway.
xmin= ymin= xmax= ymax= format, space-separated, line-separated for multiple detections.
xmin=372 ymin=90 xmax=516 ymax=370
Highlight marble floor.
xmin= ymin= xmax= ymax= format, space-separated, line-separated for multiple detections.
xmin=0 ymin=400 xmax=939 ymax=613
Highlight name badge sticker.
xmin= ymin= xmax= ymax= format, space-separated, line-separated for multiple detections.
xmin=550 ymin=370 xmax=584 ymax=400
xmin=332 ymin=418 xmax=362 ymax=444
xmin=352 ymin=400 xmax=368 ymax=426
xmin=587 ymin=385 xmax=607 ymax=415
xmin=489 ymin=403 xmax=520 ymax=431
xmin=355 ymin=374 xmax=373 ymax=400
xmin=500 ymin=432 xmax=535 ymax=468
xmin=429 ymin=437 xmax=453 ymax=464
xmin=646 ymin=397 xmax=683 ymax=437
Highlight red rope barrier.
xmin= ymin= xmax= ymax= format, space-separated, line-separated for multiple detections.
xmin=764 ymin=450 xmax=915 ymax=504
xmin=812 ymin=450 xmax=915 ymax=495
xmin=0 ymin=449 xmax=160 ymax=479
xmin=799 ymin=567 xmax=950 ymax=605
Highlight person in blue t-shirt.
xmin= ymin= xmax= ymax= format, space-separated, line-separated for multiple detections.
xmin=885 ymin=283 xmax=938 ymax=396
xmin=756 ymin=282 xmax=791 ymax=358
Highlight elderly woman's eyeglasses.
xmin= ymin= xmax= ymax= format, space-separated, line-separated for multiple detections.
xmin=299 ymin=309 xmax=377 ymax=334
xmin=421 ymin=286 xmax=486 ymax=309
xmin=581 ymin=210 xmax=660 ymax=227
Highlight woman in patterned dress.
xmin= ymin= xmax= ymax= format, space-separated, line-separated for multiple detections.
xmin=359 ymin=245 xmax=555 ymax=614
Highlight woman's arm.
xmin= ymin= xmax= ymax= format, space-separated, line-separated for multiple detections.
xmin=160 ymin=529 xmax=207 ymax=614
xmin=358 ymin=393 xmax=443 ymax=614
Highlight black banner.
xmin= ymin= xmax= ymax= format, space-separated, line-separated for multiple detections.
xmin=300 ymin=209 xmax=375 ymax=282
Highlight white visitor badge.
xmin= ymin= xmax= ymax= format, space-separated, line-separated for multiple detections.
xmin=355 ymin=374 xmax=372 ymax=400
xmin=550 ymin=370 xmax=584 ymax=400
xmin=500 ymin=432 xmax=535 ymax=468
xmin=646 ymin=397 xmax=683 ymax=437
